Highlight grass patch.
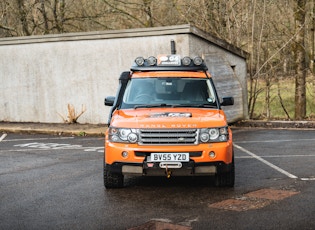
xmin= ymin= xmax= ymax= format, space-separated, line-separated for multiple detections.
xmin=250 ymin=78 xmax=315 ymax=120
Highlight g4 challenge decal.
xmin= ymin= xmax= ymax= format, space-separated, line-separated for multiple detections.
xmin=150 ymin=112 xmax=192 ymax=118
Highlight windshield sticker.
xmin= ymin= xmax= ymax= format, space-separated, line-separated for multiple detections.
xmin=150 ymin=112 xmax=192 ymax=118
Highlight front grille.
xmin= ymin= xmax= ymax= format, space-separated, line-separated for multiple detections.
xmin=139 ymin=129 xmax=198 ymax=145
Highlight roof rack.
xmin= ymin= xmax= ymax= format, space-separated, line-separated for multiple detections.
xmin=130 ymin=55 xmax=208 ymax=72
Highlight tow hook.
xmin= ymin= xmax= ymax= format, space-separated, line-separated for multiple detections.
xmin=166 ymin=165 xmax=172 ymax=178
xmin=158 ymin=162 xmax=182 ymax=178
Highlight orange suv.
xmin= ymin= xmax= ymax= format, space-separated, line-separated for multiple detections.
xmin=104 ymin=55 xmax=234 ymax=188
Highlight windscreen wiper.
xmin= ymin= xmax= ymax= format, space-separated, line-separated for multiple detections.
xmin=134 ymin=103 xmax=173 ymax=109
xmin=172 ymin=104 xmax=218 ymax=108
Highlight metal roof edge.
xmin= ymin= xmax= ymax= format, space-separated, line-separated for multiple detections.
xmin=0 ymin=24 xmax=192 ymax=46
xmin=0 ymin=24 xmax=249 ymax=59
xmin=188 ymin=26 xmax=249 ymax=59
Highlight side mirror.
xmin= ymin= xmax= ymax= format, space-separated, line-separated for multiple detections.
xmin=104 ymin=96 xmax=115 ymax=106
xmin=220 ymin=97 xmax=234 ymax=106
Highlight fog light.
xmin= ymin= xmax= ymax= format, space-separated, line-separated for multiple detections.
xmin=122 ymin=151 xmax=129 ymax=158
xmin=209 ymin=151 xmax=216 ymax=158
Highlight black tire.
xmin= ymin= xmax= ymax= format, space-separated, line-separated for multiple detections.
xmin=103 ymin=164 xmax=124 ymax=188
xmin=215 ymin=154 xmax=235 ymax=187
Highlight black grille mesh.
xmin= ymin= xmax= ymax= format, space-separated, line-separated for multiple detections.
xmin=139 ymin=129 xmax=198 ymax=145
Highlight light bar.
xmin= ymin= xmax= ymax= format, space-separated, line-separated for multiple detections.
xmin=132 ymin=55 xmax=208 ymax=71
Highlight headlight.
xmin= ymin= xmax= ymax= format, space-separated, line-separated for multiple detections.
xmin=200 ymin=132 xmax=210 ymax=142
xmin=109 ymin=128 xmax=139 ymax=143
xmin=209 ymin=128 xmax=219 ymax=140
xmin=199 ymin=127 xmax=229 ymax=143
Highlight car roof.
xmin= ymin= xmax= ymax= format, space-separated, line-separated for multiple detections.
xmin=130 ymin=71 xmax=211 ymax=79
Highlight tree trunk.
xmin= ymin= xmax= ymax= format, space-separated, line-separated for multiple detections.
xmin=265 ymin=77 xmax=270 ymax=119
xmin=17 ymin=0 xmax=30 ymax=36
xmin=312 ymin=0 xmax=315 ymax=112
xmin=294 ymin=0 xmax=307 ymax=120
xmin=41 ymin=0 xmax=49 ymax=34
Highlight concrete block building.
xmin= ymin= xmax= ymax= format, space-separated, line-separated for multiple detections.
xmin=0 ymin=24 xmax=248 ymax=124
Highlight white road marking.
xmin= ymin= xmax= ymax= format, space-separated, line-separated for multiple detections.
xmin=236 ymin=154 xmax=315 ymax=159
xmin=14 ymin=142 xmax=83 ymax=149
xmin=235 ymin=138 xmax=315 ymax=144
xmin=0 ymin=141 xmax=105 ymax=153
xmin=2 ymin=137 xmax=74 ymax=142
xmin=234 ymin=144 xmax=298 ymax=179
xmin=0 ymin=133 xmax=7 ymax=142
xmin=0 ymin=147 xmax=104 ymax=154
xmin=301 ymin=178 xmax=315 ymax=181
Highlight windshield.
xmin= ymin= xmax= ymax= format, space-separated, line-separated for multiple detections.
xmin=121 ymin=77 xmax=218 ymax=109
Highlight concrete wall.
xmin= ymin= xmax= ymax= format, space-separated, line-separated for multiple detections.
xmin=0 ymin=25 xmax=248 ymax=124
xmin=187 ymin=35 xmax=248 ymax=122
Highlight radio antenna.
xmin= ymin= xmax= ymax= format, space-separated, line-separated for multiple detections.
xmin=171 ymin=40 xmax=176 ymax=54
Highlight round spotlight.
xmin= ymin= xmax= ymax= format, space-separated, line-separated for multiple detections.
xmin=122 ymin=151 xmax=129 ymax=158
xmin=147 ymin=56 xmax=157 ymax=66
xmin=193 ymin=56 xmax=203 ymax=66
xmin=182 ymin=56 xmax=192 ymax=66
xmin=209 ymin=151 xmax=216 ymax=158
xmin=135 ymin=57 xmax=145 ymax=66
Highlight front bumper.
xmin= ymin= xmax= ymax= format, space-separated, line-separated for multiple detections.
xmin=105 ymin=160 xmax=232 ymax=176
xmin=105 ymin=141 xmax=233 ymax=164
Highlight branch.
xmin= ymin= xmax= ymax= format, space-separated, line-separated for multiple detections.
xmin=0 ymin=24 xmax=16 ymax=32
xmin=252 ymin=22 xmax=306 ymax=79
xmin=101 ymin=0 xmax=147 ymax=27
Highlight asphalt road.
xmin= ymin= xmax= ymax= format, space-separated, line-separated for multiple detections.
xmin=0 ymin=129 xmax=314 ymax=230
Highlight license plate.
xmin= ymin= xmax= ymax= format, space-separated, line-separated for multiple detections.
xmin=150 ymin=153 xmax=189 ymax=162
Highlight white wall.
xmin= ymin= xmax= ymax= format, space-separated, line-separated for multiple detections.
xmin=0 ymin=25 xmax=247 ymax=124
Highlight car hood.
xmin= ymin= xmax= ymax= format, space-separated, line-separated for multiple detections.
xmin=110 ymin=108 xmax=227 ymax=128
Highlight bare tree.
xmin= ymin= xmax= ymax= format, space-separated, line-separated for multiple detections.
xmin=1 ymin=0 xmax=315 ymax=120
xmin=0 ymin=1 xmax=17 ymax=36
xmin=311 ymin=0 xmax=315 ymax=111
xmin=294 ymin=0 xmax=307 ymax=120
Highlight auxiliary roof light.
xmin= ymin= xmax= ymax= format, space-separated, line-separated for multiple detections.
xmin=135 ymin=57 xmax=145 ymax=66
xmin=193 ymin=56 xmax=203 ymax=66
xmin=147 ymin=56 xmax=157 ymax=66
xmin=133 ymin=55 xmax=206 ymax=69
xmin=182 ymin=56 xmax=192 ymax=66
